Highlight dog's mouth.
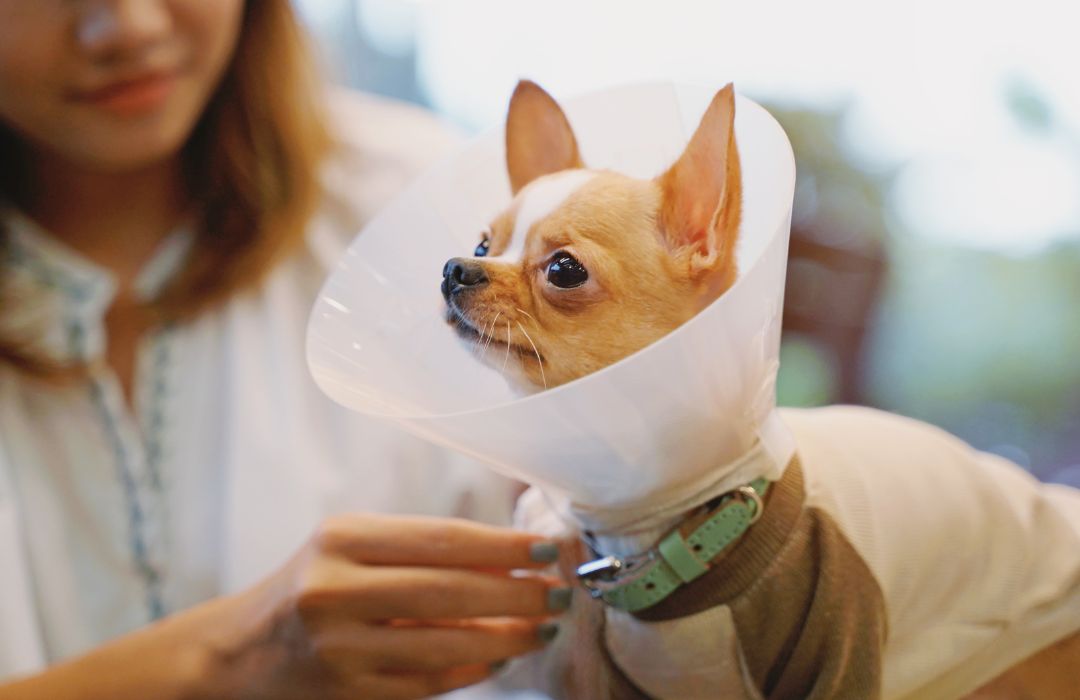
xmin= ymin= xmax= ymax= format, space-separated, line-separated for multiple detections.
xmin=444 ymin=305 xmax=487 ymax=343
xmin=444 ymin=301 xmax=545 ymax=364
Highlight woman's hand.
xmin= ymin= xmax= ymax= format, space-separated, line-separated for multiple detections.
xmin=201 ymin=513 xmax=569 ymax=699
xmin=0 ymin=515 xmax=568 ymax=700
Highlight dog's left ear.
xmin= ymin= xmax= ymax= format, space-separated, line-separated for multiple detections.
xmin=506 ymin=80 xmax=584 ymax=195
xmin=657 ymin=83 xmax=741 ymax=281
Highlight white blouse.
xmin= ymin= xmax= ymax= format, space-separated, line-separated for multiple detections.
xmin=0 ymin=92 xmax=521 ymax=686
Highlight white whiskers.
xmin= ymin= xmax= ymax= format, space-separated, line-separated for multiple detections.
xmin=516 ymin=321 xmax=547 ymax=390
xmin=481 ymin=311 xmax=501 ymax=354
xmin=459 ymin=303 xmax=546 ymax=388
xmin=515 ymin=307 xmax=539 ymax=325
xmin=502 ymin=320 xmax=512 ymax=372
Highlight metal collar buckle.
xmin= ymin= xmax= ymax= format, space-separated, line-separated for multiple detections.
xmin=576 ymin=555 xmax=623 ymax=598
xmin=576 ymin=551 xmax=658 ymax=598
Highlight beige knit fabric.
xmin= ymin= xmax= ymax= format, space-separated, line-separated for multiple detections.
xmin=566 ymin=406 xmax=1080 ymax=699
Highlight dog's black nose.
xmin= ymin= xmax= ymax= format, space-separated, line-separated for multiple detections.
xmin=442 ymin=258 xmax=489 ymax=298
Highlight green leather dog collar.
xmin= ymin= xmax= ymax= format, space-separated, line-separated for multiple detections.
xmin=577 ymin=478 xmax=769 ymax=612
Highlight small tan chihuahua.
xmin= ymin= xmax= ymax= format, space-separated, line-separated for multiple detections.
xmin=441 ymin=80 xmax=741 ymax=392
xmin=440 ymin=82 xmax=1080 ymax=699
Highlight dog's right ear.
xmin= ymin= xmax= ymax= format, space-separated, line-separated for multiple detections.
xmin=656 ymin=83 xmax=741 ymax=284
xmin=506 ymin=80 xmax=584 ymax=195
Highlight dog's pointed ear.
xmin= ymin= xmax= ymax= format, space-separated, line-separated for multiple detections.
xmin=506 ymin=80 xmax=584 ymax=195
xmin=657 ymin=83 xmax=742 ymax=281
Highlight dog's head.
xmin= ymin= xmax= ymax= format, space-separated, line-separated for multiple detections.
xmin=442 ymin=80 xmax=742 ymax=392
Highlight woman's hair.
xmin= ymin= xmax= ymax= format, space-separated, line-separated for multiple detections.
xmin=0 ymin=0 xmax=331 ymax=376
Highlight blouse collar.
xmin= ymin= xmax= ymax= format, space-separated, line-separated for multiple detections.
xmin=0 ymin=206 xmax=193 ymax=363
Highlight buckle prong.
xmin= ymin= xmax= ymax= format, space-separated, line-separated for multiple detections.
xmin=576 ymin=555 xmax=624 ymax=597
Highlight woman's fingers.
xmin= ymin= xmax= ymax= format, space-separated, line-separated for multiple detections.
xmin=194 ymin=514 xmax=568 ymax=699
xmin=319 ymin=618 xmax=551 ymax=673
xmin=312 ymin=514 xmax=562 ymax=570
xmin=299 ymin=559 xmax=570 ymax=620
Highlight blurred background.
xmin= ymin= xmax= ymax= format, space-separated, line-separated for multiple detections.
xmin=294 ymin=0 xmax=1080 ymax=487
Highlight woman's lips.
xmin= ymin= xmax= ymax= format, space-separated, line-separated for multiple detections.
xmin=72 ymin=72 xmax=179 ymax=117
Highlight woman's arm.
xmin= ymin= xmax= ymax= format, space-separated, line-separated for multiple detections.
xmin=0 ymin=594 xmax=230 ymax=700
xmin=0 ymin=514 xmax=567 ymax=700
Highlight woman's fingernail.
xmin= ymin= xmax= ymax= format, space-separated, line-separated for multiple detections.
xmin=547 ymin=587 xmax=573 ymax=612
xmin=529 ymin=541 xmax=560 ymax=563
xmin=537 ymin=622 xmax=561 ymax=643
xmin=489 ymin=659 xmax=510 ymax=674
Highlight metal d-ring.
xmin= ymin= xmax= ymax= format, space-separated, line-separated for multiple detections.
xmin=735 ymin=485 xmax=765 ymax=524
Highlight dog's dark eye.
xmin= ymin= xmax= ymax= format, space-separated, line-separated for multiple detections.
xmin=546 ymin=252 xmax=588 ymax=289
xmin=474 ymin=236 xmax=490 ymax=258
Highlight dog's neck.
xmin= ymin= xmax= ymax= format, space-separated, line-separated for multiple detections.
xmin=563 ymin=438 xmax=788 ymax=559
xmin=583 ymin=516 xmax=687 ymax=560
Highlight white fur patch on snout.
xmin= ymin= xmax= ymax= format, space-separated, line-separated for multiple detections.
xmin=495 ymin=170 xmax=598 ymax=263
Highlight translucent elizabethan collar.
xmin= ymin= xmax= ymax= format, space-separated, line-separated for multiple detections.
xmin=307 ymin=83 xmax=796 ymax=509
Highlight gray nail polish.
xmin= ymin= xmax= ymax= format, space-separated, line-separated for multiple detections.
xmin=547 ymin=587 xmax=573 ymax=612
xmin=489 ymin=659 xmax=510 ymax=674
xmin=529 ymin=541 xmax=560 ymax=563
xmin=537 ymin=622 xmax=560 ymax=643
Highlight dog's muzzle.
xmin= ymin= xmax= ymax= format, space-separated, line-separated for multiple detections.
xmin=441 ymin=258 xmax=489 ymax=300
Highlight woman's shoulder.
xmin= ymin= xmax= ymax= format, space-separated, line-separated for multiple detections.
xmin=315 ymin=89 xmax=466 ymax=245
xmin=326 ymin=88 xmax=465 ymax=166
xmin=265 ymin=88 xmax=461 ymax=328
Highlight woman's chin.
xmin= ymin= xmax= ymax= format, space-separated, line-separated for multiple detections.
xmin=42 ymin=105 xmax=201 ymax=174
xmin=61 ymin=133 xmax=188 ymax=175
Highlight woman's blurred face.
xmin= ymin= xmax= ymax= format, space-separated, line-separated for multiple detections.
xmin=0 ymin=0 xmax=244 ymax=172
